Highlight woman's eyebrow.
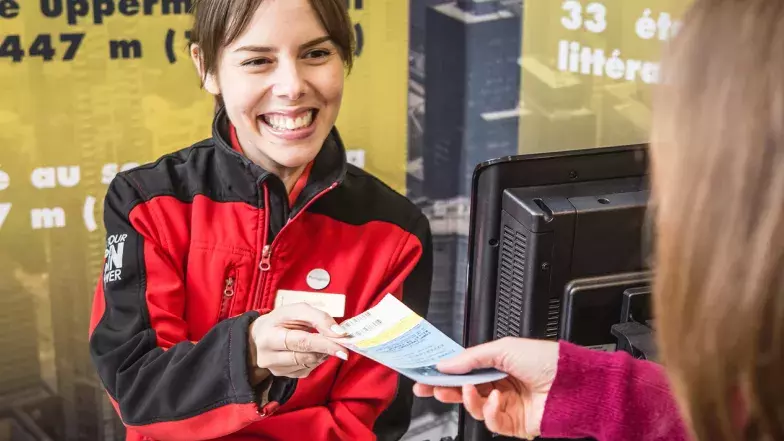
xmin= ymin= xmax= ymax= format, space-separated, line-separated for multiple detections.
xmin=234 ymin=36 xmax=332 ymax=53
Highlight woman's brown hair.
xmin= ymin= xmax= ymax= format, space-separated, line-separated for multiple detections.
xmin=189 ymin=0 xmax=355 ymax=93
xmin=652 ymin=0 xmax=784 ymax=440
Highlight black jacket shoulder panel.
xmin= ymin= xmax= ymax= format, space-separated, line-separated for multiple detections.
xmin=310 ymin=165 xmax=426 ymax=235
xmin=119 ymin=140 xmax=260 ymax=207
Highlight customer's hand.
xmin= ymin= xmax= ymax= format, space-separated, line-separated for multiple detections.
xmin=413 ymin=337 xmax=559 ymax=440
xmin=248 ymin=303 xmax=349 ymax=383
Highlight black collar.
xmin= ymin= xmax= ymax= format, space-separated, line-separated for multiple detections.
xmin=211 ymin=106 xmax=347 ymax=215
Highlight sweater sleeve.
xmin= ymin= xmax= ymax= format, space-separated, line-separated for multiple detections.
xmin=540 ymin=341 xmax=690 ymax=441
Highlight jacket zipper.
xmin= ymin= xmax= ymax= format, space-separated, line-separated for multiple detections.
xmin=218 ymin=267 xmax=237 ymax=321
xmin=254 ymin=182 xmax=338 ymax=310
xmin=253 ymin=184 xmax=272 ymax=311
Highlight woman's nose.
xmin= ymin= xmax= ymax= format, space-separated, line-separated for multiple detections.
xmin=271 ymin=60 xmax=306 ymax=101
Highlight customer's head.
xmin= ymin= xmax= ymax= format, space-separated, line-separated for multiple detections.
xmin=651 ymin=1 xmax=784 ymax=440
xmin=189 ymin=0 xmax=354 ymax=172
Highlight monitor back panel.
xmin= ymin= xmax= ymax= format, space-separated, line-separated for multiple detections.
xmin=494 ymin=182 xmax=649 ymax=341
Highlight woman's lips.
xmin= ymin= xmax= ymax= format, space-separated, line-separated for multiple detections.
xmin=260 ymin=109 xmax=318 ymax=141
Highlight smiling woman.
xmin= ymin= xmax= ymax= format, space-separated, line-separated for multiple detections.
xmin=190 ymin=0 xmax=353 ymax=189
xmin=87 ymin=1 xmax=433 ymax=441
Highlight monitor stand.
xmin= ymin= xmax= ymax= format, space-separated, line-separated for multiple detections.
xmin=611 ymin=287 xmax=657 ymax=362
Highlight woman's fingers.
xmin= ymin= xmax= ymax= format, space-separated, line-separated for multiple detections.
xmin=273 ymin=303 xmax=347 ymax=338
xmin=267 ymin=328 xmax=348 ymax=360
xmin=258 ymin=351 xmax=327 ymax=370
xmin=274 ymin=365 xmax=317 ymax=378
xmin=293 ymin=351 xmax=328 ymax=368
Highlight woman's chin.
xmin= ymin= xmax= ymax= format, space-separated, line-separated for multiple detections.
xmin=270 ymin=152 xmax=318 ymax=171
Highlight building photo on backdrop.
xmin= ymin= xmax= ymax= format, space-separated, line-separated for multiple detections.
xmin=0 ymin=0 xmax=686 ymax=440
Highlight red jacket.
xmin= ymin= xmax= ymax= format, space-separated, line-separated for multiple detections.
xmin=88 ymin=109 xmax=433 ymax=441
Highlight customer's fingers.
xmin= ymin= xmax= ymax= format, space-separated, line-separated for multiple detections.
xmin=432 ymin=387 xmax=463 ymax=404
xmin=463 ymin=385 xmax=488 ymax=421
xmin=437 ymin=339 xmax=509 ymax=374
xmin=474 ymin=382 xmax=495 ymax=397
xmin=483 ymin=390 xmax=518 ymax=438
xmin=413 ymin=383 xmax=435 ymax=397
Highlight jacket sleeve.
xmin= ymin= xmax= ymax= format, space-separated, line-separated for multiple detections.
xmin=255 ymin=214 xmax=433 ymax=441
xmin=541 ymin=341 xmax=689 ymax=441
xmin=88 ymin=175 xmax=282 ymax=441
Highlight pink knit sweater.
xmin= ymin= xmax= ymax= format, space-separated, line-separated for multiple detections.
xmin=540 ymin=341 xmax=689 ymax=441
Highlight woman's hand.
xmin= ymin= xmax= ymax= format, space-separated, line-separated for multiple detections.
xmin=413 ymin=337 xmax=559 ymax=440
xmin=248 ymin=303 xmax=349 ymax=383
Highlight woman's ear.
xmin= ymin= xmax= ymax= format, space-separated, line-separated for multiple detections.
xmin=190 ymin=44 xmax=220 ymax=96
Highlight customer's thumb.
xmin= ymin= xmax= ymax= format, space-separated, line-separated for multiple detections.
xmin=437 ymin=340 xmax=507 ymax=374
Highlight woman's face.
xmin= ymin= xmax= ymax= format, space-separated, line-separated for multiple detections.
xmin=202 ymin=0 xmax=345 ymax=172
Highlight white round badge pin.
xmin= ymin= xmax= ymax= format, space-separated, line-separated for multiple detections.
xmin=306 ymin=269 xmax=330 ymax=290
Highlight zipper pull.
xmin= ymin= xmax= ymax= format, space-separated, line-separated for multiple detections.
xmin=223 ymin=277 xmax=235 ymax=297
xmin=259 ymin=245 xmax=272 ymax=271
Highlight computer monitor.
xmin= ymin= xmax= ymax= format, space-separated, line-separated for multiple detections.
xmin=460 ymin=145 xmax=652 ymax=441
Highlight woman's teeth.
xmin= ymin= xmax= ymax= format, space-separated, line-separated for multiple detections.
xmin=263 ymin=111 xmax=314 ymax=131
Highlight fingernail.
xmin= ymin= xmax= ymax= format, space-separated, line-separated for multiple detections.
xmin=331 ymin=324 xmax=347 ymax=336
xmin=336 ymin=350 xmax=348 ymax=361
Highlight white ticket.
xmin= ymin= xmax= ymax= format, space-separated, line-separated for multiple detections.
xmin=333 ymin=294 xmax=508 ymax=387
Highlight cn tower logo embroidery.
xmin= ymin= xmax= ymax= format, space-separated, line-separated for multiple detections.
xmin=104 ymin=233 xmax=128 ymax=284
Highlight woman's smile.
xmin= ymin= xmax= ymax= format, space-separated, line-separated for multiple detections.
xmin=260 ymin=108 xmax=319 ymax=141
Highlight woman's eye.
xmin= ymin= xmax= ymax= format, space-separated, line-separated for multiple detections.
xmin=304 ymin=49 xmax=331 ymax=59
xmin=242 ymin=58 xmax=271 ymax=67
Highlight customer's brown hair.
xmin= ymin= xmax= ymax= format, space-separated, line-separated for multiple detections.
xmin=190 ymin=0 xmax=355 ymax=84
xmin=651 ymin=1 xmax=784 ymax=440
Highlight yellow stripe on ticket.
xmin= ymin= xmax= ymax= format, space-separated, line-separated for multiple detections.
xmin=354 ymin=314 xmax=423 ymax=349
